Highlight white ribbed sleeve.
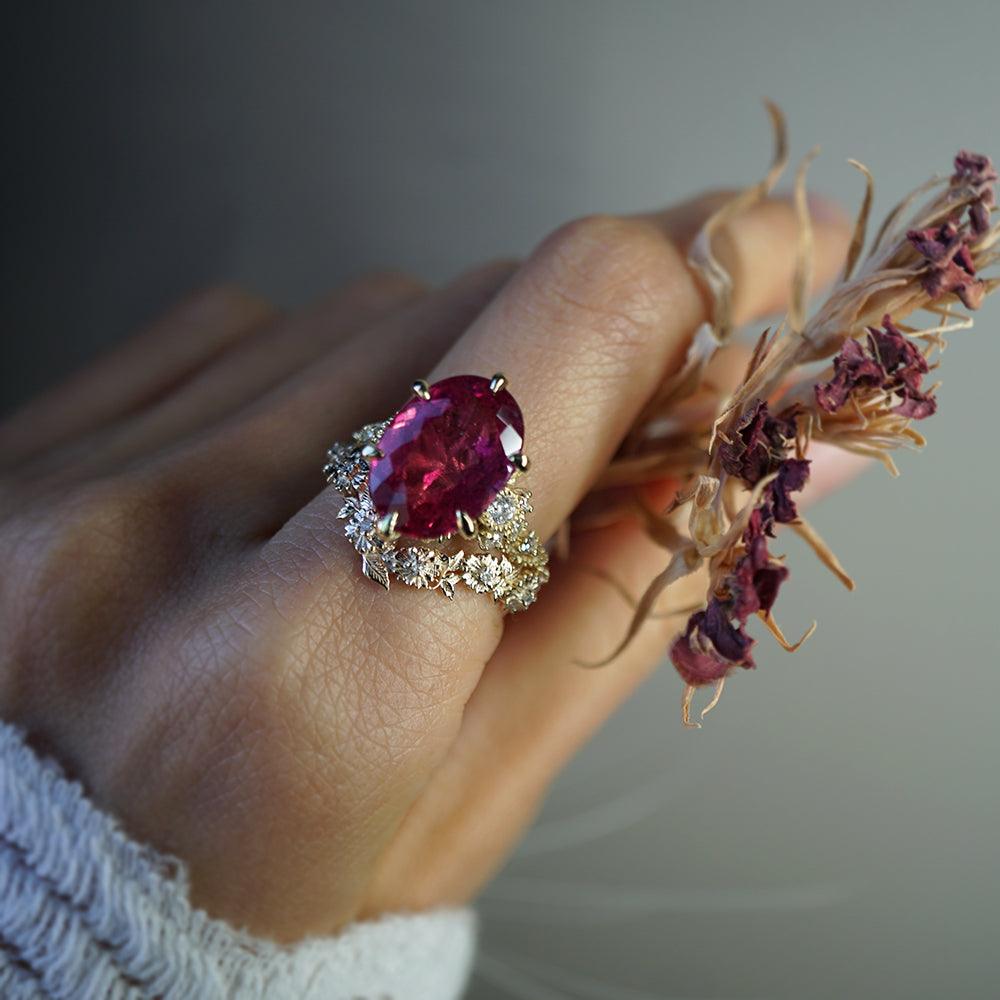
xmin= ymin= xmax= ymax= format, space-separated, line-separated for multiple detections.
xmin=0 ymin=720 xmax=476 ymax=999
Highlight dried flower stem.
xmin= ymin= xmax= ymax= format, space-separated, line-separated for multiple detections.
xmin=581 ymin=106 xmax=998 ymax=725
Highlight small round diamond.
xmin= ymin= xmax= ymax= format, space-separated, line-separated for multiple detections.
xmin=463 ymin=554 xmax=515 ymax=598
xmin=487 ymin=495 xmax=517 ymax=524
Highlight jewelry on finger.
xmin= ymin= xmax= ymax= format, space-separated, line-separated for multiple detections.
xmin=322 ymin=374 xmax=549 ymax=612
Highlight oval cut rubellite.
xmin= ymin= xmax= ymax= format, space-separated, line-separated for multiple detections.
xmin=368 ymin=375 xmax=525 ymax=539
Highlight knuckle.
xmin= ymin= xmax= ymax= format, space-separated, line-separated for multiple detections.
xmin=20 ymin=472 xmax=178 ymax=578
xmin=0 ymin=479 xmax=141 ymax=708
xmin=0 ymin=468 xmax=200 ymax=679
xmin=4 ymin=482 xmax=138 ymax=613
xmin=527 ymin=213 xmax=685 ymax=356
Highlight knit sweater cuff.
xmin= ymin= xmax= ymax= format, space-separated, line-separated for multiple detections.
xmin=0 ymin=720 xmax=476 ymax=999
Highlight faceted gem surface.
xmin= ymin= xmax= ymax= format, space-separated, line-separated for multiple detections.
xmin=368 ymin=375 xmax=525 ymax=539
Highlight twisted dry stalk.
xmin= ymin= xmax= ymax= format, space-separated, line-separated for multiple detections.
xmin=579 ymin=104 xmax=998 ymax=726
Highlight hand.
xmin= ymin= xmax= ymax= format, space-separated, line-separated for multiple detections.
xmin=0 ymin=193 xmax=854 ymax=942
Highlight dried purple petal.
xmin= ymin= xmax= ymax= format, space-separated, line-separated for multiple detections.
xmin=815 ymin=315 xmax=936 ymax=420
xmin=719 ymin=401 xmax=770 ymax=484
xmin=769 ymin=458 xmax=811 ymax=524
xmin=814 ymin=338 xmax=885 ymax=413
xmin=669 ymin=619 xmax=732 ymax=686
xmin=867 ymin=318 xmax=926 ymax=380
xmin=751 ymin=559 xmax=789 ymax=615
xmin=907 ymin=221 xmax=984 ymax=309
xmin=953 ymin=150 xmax=998 ymax=189
xmin=702 ymin=598 xmax=753 ymax=663
xmin=906 ymin=220 xmax=962 ymax=263
xmin=893 ymin=392 xmax=937 ymax=420
xmin=730 ymin=532 xmax=789 ymax=619
xmin=743 ymin=505 xmax=767 ymax=542
xmin=952 ymin=150 xmax=997 ymax=234
xmin=670 ymin=492 xmax=795 ymax=689
xmin=719 ymin=400 xmax=799 ymax=486
xmin=867 ymin=316 xmax=937 ymax=418
xmin=669 ymin=601 xmax=755 ymax=687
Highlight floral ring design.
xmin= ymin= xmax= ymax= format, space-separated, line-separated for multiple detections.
xmin=322 ymin=373 xmax=549 ymax=613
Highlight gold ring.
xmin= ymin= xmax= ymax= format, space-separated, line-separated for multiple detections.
xmin=323 ymin=374 xmax=549 ymax=613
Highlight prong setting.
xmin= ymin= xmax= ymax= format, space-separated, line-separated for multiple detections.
xmin=360 ymin=443 xmax=383 ymax=462
xmin=375 ymin=511 xmax=399 ymax=542
xmin=489 ymin=373 xmax=508 ymax=394
xmin=511 ymin=452 xmax=530 ymax=472
xmin=456 ymin=510 xmax=478 ymax=539
xmin=412 ymin=379 xmax=431 ymax=401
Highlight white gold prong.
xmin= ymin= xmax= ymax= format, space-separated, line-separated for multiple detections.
xmin=456 ymin=510 xmax=477 ymax=539
xmin=375 ymin=511 xmax=399 ymax=541
xmin=511 ymin=452 xmax=530 ymax=472
xmin=360 ymin=443 xmax=383 ymax=461
xmin=489 ymin=373 xmax=507 ymax=394
xmin=412 ymin=379 xmax=431 ymax=400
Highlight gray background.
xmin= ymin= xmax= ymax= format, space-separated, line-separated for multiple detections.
xmin=2 ymin=2 xmax=997 ymax=998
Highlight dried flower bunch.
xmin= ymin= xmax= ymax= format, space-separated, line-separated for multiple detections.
xmin=585 ymin=104 xmax=998 ymax=726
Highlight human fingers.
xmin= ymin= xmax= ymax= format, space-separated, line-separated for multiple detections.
xmin=20 ymin=274 xmax=425 ymax=482
xmin=182 ymin=260 xmax=517 ymax=535
xmin=0 ymin=286 xmax=276 ymax=470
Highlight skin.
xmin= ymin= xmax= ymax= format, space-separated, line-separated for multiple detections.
xmin=0 ymin=191 xmax=860 ymax=943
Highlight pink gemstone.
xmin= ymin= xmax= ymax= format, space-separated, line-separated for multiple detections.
xmin=368 ymin=375 xmax=525 ymax=539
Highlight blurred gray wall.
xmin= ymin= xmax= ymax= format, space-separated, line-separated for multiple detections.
xmin=3 ymin=2 xmax=998 ymax=997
